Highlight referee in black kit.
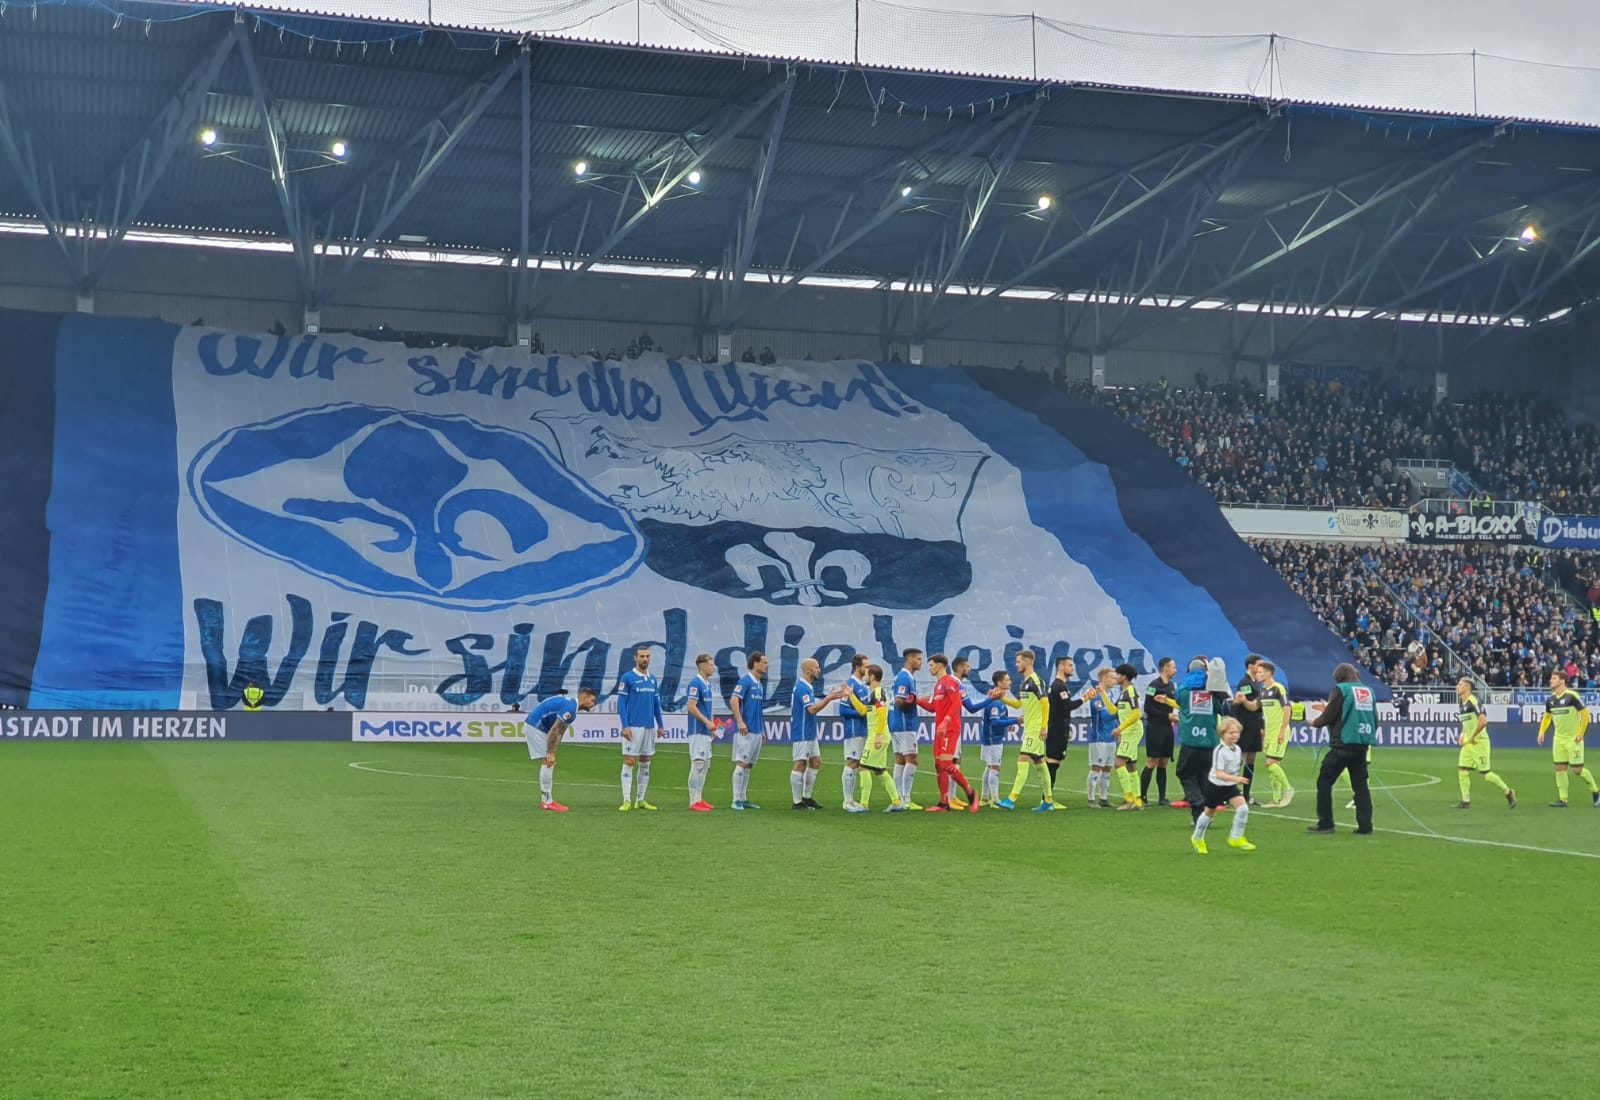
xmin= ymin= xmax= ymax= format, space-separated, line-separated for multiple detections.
xmin=1045 ymin=655 xmax=1085 ymax=790
xmin=1232 ymin=654 xmax=1264 ymax=805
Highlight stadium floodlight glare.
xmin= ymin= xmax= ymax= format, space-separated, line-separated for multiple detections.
xmin=573 ymin=160 xmax=589 ymax=177
xmin=330 ymin=140 xmax=349 ymax=160
xmin=198 ymin=127 xmax=218 ymax=148
xmin=901 ymin=185 xmax=913 ymax=198
xmin=1519 ymin=225 xmax=1538 ymax=244
xmin=687 ymin=169 xmax=703 ymax=186
xmin=1036 ymin=194 xmax=1053 ymax=211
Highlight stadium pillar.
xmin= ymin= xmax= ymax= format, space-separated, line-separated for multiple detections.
xmin=514 ymin=321 xmax=532 ymax=349
xmin=910 ymin=342 xmax=924 ymax=366
xmin=717 ymin=332 xmax=733 ymax=364
xmin=75 ymin=293 xmax=95 ymax=316
xmin=1434 ymin=368 xmax=1449 ymax=405
xmin=303 ymin=308 xmax=321 ymax=336
xmin=1091 ymin=351 xmax=1107 ymax=389
xmin=1265 ymin=361 xmax=1280 ymax=402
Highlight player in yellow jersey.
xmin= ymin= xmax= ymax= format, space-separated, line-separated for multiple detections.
xmin=998 ymin=649 xmax=1056 ymax=811
xmin=1453 ymin=677 xmax=1515 ymax=810
xmin=1254 ymin=661 xmax=1294 ymax=807
xmin=1111 ymin=663 xmax=1146 ymax=809
xmin=851 ymin=665 xmax=906 ymax=813
xmin=1537 ymin=669 xmax=1599 ymax=808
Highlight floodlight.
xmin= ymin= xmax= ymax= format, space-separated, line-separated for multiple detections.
xmin=199 ymin=128 xmax=218 ymax=148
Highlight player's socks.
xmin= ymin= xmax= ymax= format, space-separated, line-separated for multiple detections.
xmin=539 ymin=764 xmax=554 ymax=804
xmin=877 ymin=771 xmax=898 ymax=803
xmin=1139 ymin=766 xmax=1153 ymax=801
xmin=1155 ymin=765 xmax=1169 ymax=802
xmin=803 ymin=766 xmax=819 ymax=800
xmin=1482 ymin=770 xmax=1509 ymax=794
xmin=860 ymin=777 xmax=871 ymax=809
xmin=936 ymin=767 xmax=952 ymax=803
xmin=949 ymin=764 xmax=974 ymax=801
xmin=901 ymin=764 xmax=918 ymax=802
xmin=1266 ymin=762 xmax=1289 ymax=803
xmin=842 ymin=766 xmax=858 ymax=806
xmin=620 ymin=763 xmax=634 ymax=803
xmin=1039 ymin=765 xmax=1054 ymax=804
xmin=1046 ymin=761 xmax=1060 ymax=787
xmin=1230 ymin=803 xmax=1250 ymax=840
xmin=636 ymin=761 xmax=651 ymax=803
xmin=1116 ymin=768 xmax=1135 ymax=801
xmin=1557 ymin=770 xmax=1571 ymax=802
xmin=791 ymin=769 xmax=806 ymax=804
xmin=1459 ymin=771 xmax=1473 ymax=802
xmin=733 ymin=766 xmax=750 ymax=805
xmin=1241 ymin=762 xmax=1255 ymax=803
xmin=1009 ymin=761 xmax=1030 ymax=801
xmin=1192 ymin=811 xmax=1213 ymax=840
xmin=689 ymin=758 xmax=708 ymax=805
xmin=1580 ymin=768 xmax=1600 ymax=794
xmin=893 ymin=763 xmax=906 ymax=800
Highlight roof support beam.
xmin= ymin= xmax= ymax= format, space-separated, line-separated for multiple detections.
xmin=318 ymin=41 xmax=526 ymax=298
xmin=1458 ymin=207 xmax=1600 ymax=349
xmin=0 ymin=77 xmax=80 ymax=285
xmin=921 ymin=98 xmax=1043 ymax=338
xmin=927 ymin=112 xmax=1275 ymax=338
xmin=78 ymin=28 xmax=238 ymax=292
xmin=232 ymin=22 xmax=317 ymax=306
xmin=1169 ymin=128 xmax=1499 ymax=316
xmin=530 ymin=70 xmax=795 ymax=317
xmin=914 ymin=96 xmax=1043 ymax=336
xmin=724 ymin=107 xmax=1042 ymax=329
xmin=1098 ymin=125 xmax=1269 ymax=348
xmin=1275 ymin=146 xmax=1489 ymax=358
xmin=717 ymin=74 xmax=795 ymax=333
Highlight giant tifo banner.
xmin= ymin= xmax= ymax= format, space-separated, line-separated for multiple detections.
xmin=0 ymin=310 xmax=1363 ymax=712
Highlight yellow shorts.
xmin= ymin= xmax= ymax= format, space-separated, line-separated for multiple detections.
xmin=1020 ymin=731 xmax=1046 ymax=758
xmin=1263 ymin=730 xmax=1290 ymax=759
xmin=1116 ymin=726 xmax=1144 ymax=761
xmin=1457 ymin=740 xmax=1491 ymax=772
xmin=1553 ymin=735 xmax=1585 ymax=767
xmin=861 ymin=734 xmax=892 ymax=771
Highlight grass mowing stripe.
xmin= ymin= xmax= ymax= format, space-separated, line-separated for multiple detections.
xmin=0 ymin=745 xmax=348 ymax=1100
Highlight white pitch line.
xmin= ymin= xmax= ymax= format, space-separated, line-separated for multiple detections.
xmin=1257 ymin=807 xmax=1600 ymax=861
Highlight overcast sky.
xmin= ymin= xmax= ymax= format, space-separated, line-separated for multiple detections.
xmin=1016 ymin=1 xmax=1594 ymax=66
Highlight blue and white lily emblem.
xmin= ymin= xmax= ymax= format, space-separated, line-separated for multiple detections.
xmin=725 ymin=532 xmax=871 ymax=607
xmin=187 ymin=404 xmax=643 ymax=610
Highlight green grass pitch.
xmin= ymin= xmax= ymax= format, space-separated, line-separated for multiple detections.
xmin=3 ymin=741 xmax=1597 ymax=1099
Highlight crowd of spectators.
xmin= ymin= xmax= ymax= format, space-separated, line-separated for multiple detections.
xmin=1252 ymin=539 xmax=1600 ymax=688
xmin=1060 ymin=369 xmax=1600 ymax=513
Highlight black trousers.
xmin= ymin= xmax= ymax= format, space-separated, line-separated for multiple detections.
xmin=1175 ymin=745 xmax=1210 ymax=821
xmin=1315 ymin=744 xmax=1373 ymax=833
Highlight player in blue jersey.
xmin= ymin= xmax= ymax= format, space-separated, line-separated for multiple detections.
xmin=793 ymin=657 xmax=848 ymax=810
xmin=839 ymin=654 xmax=873 ymax=811
xmin=684 ymin=652 xmax=722 ymax=812
xmin=730 ymin=652 xmax=770 ymax=810
xmin=890 ymin=648 xmax=926 ymax=809
xmin=978 ymin=670 xmax=1020 ymax=806
xmin=616 ymin=646 xmax=666 ymax=812
xmin=1085 ymin=667 xmax=1121 ymax=807
xmin=523 ymin=687 xmax=597 ymax=812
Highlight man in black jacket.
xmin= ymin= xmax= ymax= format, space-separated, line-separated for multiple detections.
xmin=1046 ymin=655 xmax=1086 ymax=790
xmin=1308 ymin=663 xmax=1378 ymax=835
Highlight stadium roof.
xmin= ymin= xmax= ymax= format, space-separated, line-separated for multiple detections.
xmin=3 ymin=0 xmax=1600 ymax=350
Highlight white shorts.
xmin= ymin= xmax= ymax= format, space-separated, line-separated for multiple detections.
xmin=891 ymin=730 xmax=919 ymax=755
xmin=687 ymin=734 xmax=713 ymax=763
xmin=733 ymin=731 xmax=764 ymax=766
xmin=981 ymin=743 xmax=1004 ymax=767
xmin=621 ymin=726 xmax=657 ymax=757
xmin=791 ymin=738 xmax=821 ymax=762
xmin=1088 ymin=742 xmax=1116 ymax=767
xmin=525 ymin=726 xmax=550 ymax=760
xmin=843 ymin=735 xmax=866 ymax=761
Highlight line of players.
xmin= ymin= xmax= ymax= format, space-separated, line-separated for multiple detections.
xmin=524 ymin=644 xmax=1287 ymax=824
xmin=520 ymin=645 xmax=1598 ymax=825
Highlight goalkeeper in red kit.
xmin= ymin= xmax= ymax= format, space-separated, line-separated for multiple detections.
xmin=919 ymin=653 xmax=982 ymax=813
